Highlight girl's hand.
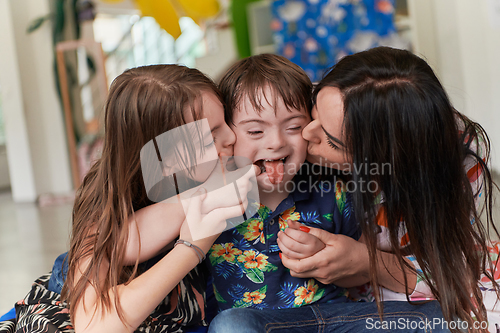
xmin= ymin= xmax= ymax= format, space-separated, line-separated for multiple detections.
xmin=179 ymin=183 xmax=253 ymax=254
xmin=179 ymin=187 xmax=219 ymax=254
xmin=277 ymin=220 xmax=326 ymax=259
xmin=198 ymin=158 xmax=260 ymax=215
xmin=280 ymin=226 xmax=370 ymax=286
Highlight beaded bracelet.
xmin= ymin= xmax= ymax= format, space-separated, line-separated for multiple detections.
xmin=174 ymin=239 xmax=206 ymax=264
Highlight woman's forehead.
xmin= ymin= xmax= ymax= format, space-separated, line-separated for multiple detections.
xmin=316 ymin=87 xmax=344 ymax=122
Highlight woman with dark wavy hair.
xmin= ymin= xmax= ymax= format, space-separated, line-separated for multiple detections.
xmin=209 ymin=47 xmax=499 ymax=332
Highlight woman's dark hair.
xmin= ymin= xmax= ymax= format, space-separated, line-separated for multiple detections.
xmin=313 ymin=46 xmax=499 ymax=331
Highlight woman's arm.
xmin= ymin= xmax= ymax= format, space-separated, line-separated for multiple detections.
xmin=279 ymin=228 xmax=417 ymax=294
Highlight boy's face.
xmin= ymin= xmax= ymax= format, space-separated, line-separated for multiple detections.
xmin=231 ymin=88 xmax=310 ymax=193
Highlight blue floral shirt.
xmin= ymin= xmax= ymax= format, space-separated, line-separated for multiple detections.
xmin=207 ymin=169 xmax=360 ymax=311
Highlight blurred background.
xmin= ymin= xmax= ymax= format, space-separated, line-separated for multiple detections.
xmin=0 ymin=0 xmax=499 ymax=315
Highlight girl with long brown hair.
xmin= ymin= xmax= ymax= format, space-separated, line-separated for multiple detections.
xmin=60 ymin=64 xmax=258 ymax=333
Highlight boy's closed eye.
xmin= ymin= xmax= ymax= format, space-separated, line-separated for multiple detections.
xmin=247 ymin=130 xmax=263 ymax=137
xmin=287 ymin=125 xmax=303 ymax=132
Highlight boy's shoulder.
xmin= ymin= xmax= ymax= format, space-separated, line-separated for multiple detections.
xmin=293 ymin=162 xmax=348 ymax=199
xmin=291 ymin=162 xmax=352 ymax=215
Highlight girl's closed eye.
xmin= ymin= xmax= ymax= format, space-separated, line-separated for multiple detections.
xmin=204 ymin=137 xmax=216 ymax=148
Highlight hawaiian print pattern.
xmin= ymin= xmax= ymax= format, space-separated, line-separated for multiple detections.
xmin=208 ymin=169 xmax=360 ymax=311
xmin=210 ymin=242 xmax=278 ymax=285
xmin=293 ymin=279 xmax=324 ymax=306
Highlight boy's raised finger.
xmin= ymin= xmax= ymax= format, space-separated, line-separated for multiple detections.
xmin=277 ymin=237 xmax=311 ymax=260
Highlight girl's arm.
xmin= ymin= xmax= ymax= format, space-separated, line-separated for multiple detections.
xmin=124 ymin=200 xmax=184 ymax=265
xmin=74 ymin=242 xmax=202 ymax=333
xmin=73 ymin=191 xmax=238 ymax=333
xmin=124 ymin=164 xmax=259 ymax=265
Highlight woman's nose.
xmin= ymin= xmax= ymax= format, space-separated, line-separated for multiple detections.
xmin=302 ymin=119 xmax=321 ymax=144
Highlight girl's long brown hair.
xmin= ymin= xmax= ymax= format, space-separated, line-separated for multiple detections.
xmin=314 ymin=47 xmax=499 ymax=332
xmin=61 ymin=64 xmax=222 ymax=323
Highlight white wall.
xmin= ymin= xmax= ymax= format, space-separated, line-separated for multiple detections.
xmin=195 ymin=28 xmax=238 ymax=81
xmin=0 ymin=0 xmax=37 ymax=202
xmin=409 ymin=0 xmax=500 ymax=170
xmin=7 ymin=0 xmax=73 ymax=198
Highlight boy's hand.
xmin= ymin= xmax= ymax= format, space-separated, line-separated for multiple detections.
xmin=277 ymin=220 xmax=326 ymax=259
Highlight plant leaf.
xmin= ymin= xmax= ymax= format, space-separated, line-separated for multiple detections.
xmin=27 ymin=16 xmax=51 ymax=34
xmin=244 ymin=268 xmax=265 ymax=283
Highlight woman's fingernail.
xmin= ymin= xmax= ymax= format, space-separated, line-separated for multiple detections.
xmin=279 ymin=253 xmax=282 ymax=259
xmin=299 ymin=226 xmax=310 ymax=233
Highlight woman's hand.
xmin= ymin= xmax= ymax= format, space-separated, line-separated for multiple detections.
xmin=280 ymin=227 xmax=417 ymax=293
xmin=279 ymin=226 xmax=370 ymax=286
xmin=277 ymin=220 xmax=325 ymax=259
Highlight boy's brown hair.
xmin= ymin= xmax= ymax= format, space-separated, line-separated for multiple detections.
xmin=219 ymin=53 xmax=312 ymax=124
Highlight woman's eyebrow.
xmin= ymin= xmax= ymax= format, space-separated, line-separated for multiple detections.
xmin=321 ymin=125 xmax=345 ymax=147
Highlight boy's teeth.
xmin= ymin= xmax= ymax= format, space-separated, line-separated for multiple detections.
xmin=255 ymin=157 xmax=287 ymax=176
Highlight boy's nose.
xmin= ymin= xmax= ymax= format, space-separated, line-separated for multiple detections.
xmin=266 ymin=129 xmax=285 ymax=151
xmin=302 ymin=119 xmax=320 ymax=144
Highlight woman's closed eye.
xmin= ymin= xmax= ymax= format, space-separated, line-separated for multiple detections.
xmin=327 ymin=138 xmax=340 ymax=150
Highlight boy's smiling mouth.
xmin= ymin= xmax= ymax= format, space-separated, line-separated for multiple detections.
xmin=254 ymin=157 xmax=287 ymax=184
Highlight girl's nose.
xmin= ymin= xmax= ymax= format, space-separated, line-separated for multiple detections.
xmin=219 ymin=125 xmax=236 ymax=155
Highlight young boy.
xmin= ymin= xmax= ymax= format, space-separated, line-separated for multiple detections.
xmin=207 ymin=54 xmax=360 ymax=310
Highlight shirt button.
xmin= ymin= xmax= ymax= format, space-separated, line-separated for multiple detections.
xmin=269 ymin=219 xmax=275 ymax=226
